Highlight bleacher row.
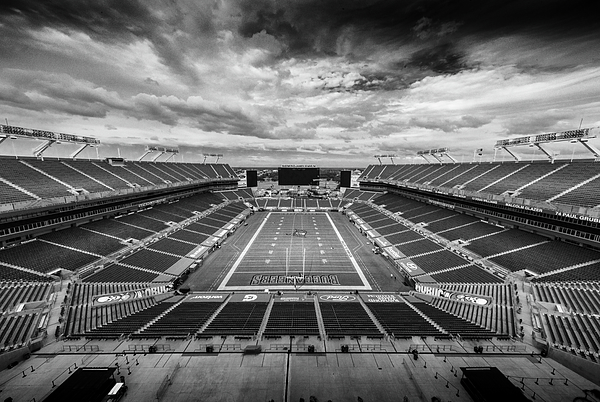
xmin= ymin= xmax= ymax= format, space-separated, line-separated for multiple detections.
xmin=252 ymin=197 xmax=345 ymax=210
xmin=0 ymin=312 xmax=41 ymax=352
xmin=0 ymin=192 xmax=251 ymax=283
xmin=0 ymin=157 xmax=237 ymax=204
xmin=359 ymin=161 xmax=600 ymax=208
xmin=0 ymin=282 xmax=52 ymax=311
xmin=64 ymin=291 xmax=514 ymax=340
xmin=346 ymin=190 xmax=600 ymax=282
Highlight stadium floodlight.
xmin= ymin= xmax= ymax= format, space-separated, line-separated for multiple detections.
xmin=0 ymin=124 xmax=100 ymax=158
xmin=495 ymin=127 xmax=599 ymax=161
xmin=374 ymin=154 xmax=397 ymax=164
xmin=417 ymin=148 xmax=454 ymax=164
xmin=203 ymin=153 xmax=223 ymax=163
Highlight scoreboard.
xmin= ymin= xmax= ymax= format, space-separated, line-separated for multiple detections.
xmin=278 ymin=165 xmax=320 ymax=186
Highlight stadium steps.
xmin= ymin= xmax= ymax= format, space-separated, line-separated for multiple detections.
xmin=62 ymin=162 xmax=115 ymax=191
xmin=535 ymin=259 xmax=600 ymax=280
xmin=120 ymin=165 xmax=156 ymax=186
xmin=424 ymin=164 xmax=461 ymax=185
xmin=357 ymin=297 xmax=387 ymax=336
xmin=435 ymin=220 xmax=479 ymax=235
xmin=438 ymin=165 xmax=479 ymax=187
xmin=118 ymin=262 xmax=177 ymax=278
xmin=427 ymin=215 xmax=457 ymax=225
xmin=145 ymin=248 xmax=184 ymax=259
xmin=135 ymin=297 xmax=187 ymax=334
xmin=456 ymin=164 xmax=500 ymax=189
xmin=513 ymin=163 xmax=568 ymax=194
xmin=0 ymin=261 xmax=54 ymax=280
xmin=478 ymin=164 xmax=530 ymax=192
xmin=412 ymin=263 xmax=471 ymax=278
xmin=464 ymin=228 xmax=509 ymax=242
xmin=37 ymin=239 xmax=103 ymax=258
xmin=0 ymin=176 xmax=41 ymax=200
xmin=313 ymin=297 xmax=328 ymax=340
xmin=80 ymin=227 xmax=126 ymax=241
xmin=400 ymin=296 xmax=448 ymax=335
xmin=407 ymin=209 xmax=441 ymax=220
xmin=20 ymin=160 xmax=79 ymax=194
xmin=546 ymin=172 xmax=600 ymax=203
xmin=257 ymin=297 xmax=275 ymax=339
xmin=408 ymin=248 xmax=446 ymax=259
xmin=117 ymin=221 xmax=158 ymax=233
xmin=197 ymin=294 xmax=232 ymax=335
xmin=88 ymin=162 xmax=135 ymax=187
xmin=425 ymin=294 xmax=494 ymax=331
xmin=481 ymin=240 xmax=551 ymax=261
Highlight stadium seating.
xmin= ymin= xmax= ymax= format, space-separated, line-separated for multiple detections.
xmin=134 ymin=301 xmax=222 ymax=338
xmin=202 ymin=302 xmax=269 ymax=336
xmin=410 ymin=301 xmax=498 ymax=339
xmin=533 ymin=283 xmax=600 ymax=315
xmin=533 ymin=262 xmax=600 ymax=283
xmin=39 ymin=227 xmax=125 ymax=257
xmin=319 ymin=303 xmax=381 ymax=337
xmin=26 ymin=159 xmax=112 ymax=193
xmin=82 ymin=264 xmax=162 ymax=283
xmin=464 ymin=229 xmax=548 ymax=258
xmin=424 ymin=265 xmax=503 ymax=284
xmin=0 ymin=240 xmax=99 ymax=273
xmin=0 ymin=312 xmax=41 ymax=350
xmin=119 ymin=249 xmax=180 ymax=272
xmin=263 ymin=302 xmax=320 ymax=336
xmin=365 ymin=302 xmax=444 ymax=338
xmin=0 ymin=159 xmax=73 ymax=199
xmin=0 ymin=181 xmax=35 ymax=203
xmin=0 ymin=263 xmax=53 ymax=282
xmin=147 ymin=238 xmax=196 ymax=257
xmin=0 ymin=282 xmax=52 ymax=311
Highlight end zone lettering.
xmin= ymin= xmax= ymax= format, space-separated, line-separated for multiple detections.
xmin=250 ymin=274 xmax=340 ymax=286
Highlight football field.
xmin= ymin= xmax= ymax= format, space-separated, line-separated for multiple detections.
xmin=218 ymin=212 xmax=372 ymax=290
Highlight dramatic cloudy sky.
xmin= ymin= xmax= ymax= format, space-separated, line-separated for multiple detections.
xmin=1 ymin=0 xmax=600 ymax=166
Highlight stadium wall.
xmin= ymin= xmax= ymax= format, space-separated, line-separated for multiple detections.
xmin=548 ymin=347 xmax=600 ymax=386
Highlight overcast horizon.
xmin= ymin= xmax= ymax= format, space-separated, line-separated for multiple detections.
xmin=1 ymin=0 xmax=600 ymax=167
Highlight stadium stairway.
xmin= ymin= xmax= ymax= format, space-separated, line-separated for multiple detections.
xmin=38 ymin=239 xmax=103 ymax=259
xmin=313 ymin=297 xmax=328 ymax=340
xmin=457 ymin=164 xmax=501 ymax=189
xmin=415 ymin=263 xmax=472 ymax=278
xmin=117 ymin=262 xmax=177 ymax=278
xmin=535 ymin=259 xmax=600 ymax=281
xmin=547 ymin=172 xmax=600 ymax=202
xmin=196 ymin=294 xmax=232 ymax=336
xmin=436 ymin=221 xmax=479 ymax=236
xmin=80 ymin=226 xmax=125 ymax=241
xmin=463 ymin=228 xmax=509 ymax=243
xmin=257 ymin=297 xmax=276 ymax=339
xmin=400 ymin=295 xmax=448 ymax=336
xmin=62 ymin=162 xmax=116 ymax=191
xmin=478 ymin=164 xmax=531 ymax=192
xmin=407 ymin=248 xmax=446 ymax=259
xmin=481 ymin=240 xmax=551 ymax=261
xmin=136 ymin=296 xmax=187 ymax=334
xmin=20 ymin=160 xmax=79 ymax=195
xmin=512 ymin=164 xmax=567 ymax=195
xmin=0 ymin=176 xmax=40 ymax=200
xmin=357 ymin=297 xmax=387 ymax=336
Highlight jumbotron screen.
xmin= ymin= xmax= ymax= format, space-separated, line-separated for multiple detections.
xmin=278 ymin=166 xmax=320 ymax=185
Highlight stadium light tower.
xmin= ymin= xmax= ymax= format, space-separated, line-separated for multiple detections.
xmin=138 ymin=146 xmax=159 ymax=162
xmin=495 ymin=127 xmax=599 ymax=162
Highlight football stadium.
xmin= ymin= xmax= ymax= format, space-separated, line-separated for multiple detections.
xmin=2 ymin=1 xmax=600 ymax=402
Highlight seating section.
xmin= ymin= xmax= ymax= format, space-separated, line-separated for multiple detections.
xmin=533 ymin=283 xmax=600 ymax=315
xmin=0 ymin=282 xmax=52 ymax=311
xmin=428 ymin=297 xmax=515 ymax=337
xmin=82 ymin=219 xmax=155 ymax=240
xmin=0 ymin=181 xmax=35 ymax=203
xmin=202 ymin=302 xmax=268 ymax=336
xmin=410 ymin=250 xmax=469 ymax=274
xmin=319 ymin=303 xmax=381 ymax=337
xmin=39 ymin=228 xmax=125 ymax=257
xmin=465 ymin=229 xmax=548 ymax=258
xmin=541 ymin=312 xmax=600 ymax=356
xmin=0 ymin=157 xmax=237 ymax=206
xmin=82 ymin=264 xmax=162 ymax=283
xmin=0 ymin=312 xmax=41 ymax=350
xmin=147 ymin=238 xmax=196 ymax=257
xmin=533 ymin=262 xmax=600 ymax=283
xmin=435 ymin=284 xmax=513 ymax=306
xmin=360 ymin=161 xmax=600 ymax=208
xmin=0 ymin=264 xmax=53 ymax=282
xmin=490 ymin=241 xmax=600 ymax=274
xmin=0 ymin=159 xmax=73 ymax=199
xmin=69 ymin=282 xmax=156 ymax=305
xmin=263 ymin=302 xmax=320 ymax=336
xmin=134 ymin=301 xmax=222 ymax=338
xmin=365 ymin=302 xmax=443 ymax=338
xmin=78 ymin=299 xmax=175 ymax=338
xmin=0 ymin=240 xmax=99 ymax=273
xmin=411 ymin=301 xmax=498 ymax=339
xmin=66 ymin=297 xmax=159 ymax=336
xmin=425 ymin=265 xmax=503 ymax=284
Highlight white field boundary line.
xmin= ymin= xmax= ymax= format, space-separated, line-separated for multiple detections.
xmin=220 ymin=212 xmax=371 ymax=291
xmin=218 ymin=212 xmax=272 ymax=290
xmin=325 ymin=212 xmax=371 ymax=290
